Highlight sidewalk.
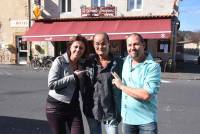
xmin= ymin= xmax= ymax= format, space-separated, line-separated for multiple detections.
xmin=162 ymin=72 xmax=200 ymax=80
xmin=0 ymin=62 xmax=200 ymax=80
xmin=162 ymin=61 xmax=200 ymax=80
xmin=0 ymin=64 xmax=27 ymax=70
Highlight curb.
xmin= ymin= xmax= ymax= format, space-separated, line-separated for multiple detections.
xmin=161 ymin=77 xmax=200 ymax=80
xmin=0 ymin=65 xmax=27 ymax=70
xmin=161 ymin=73 xmax=200 ymax=80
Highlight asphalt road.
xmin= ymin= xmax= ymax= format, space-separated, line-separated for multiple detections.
xmin=159 ymin=79 xmax=200 ymax=134
xmin=0 ymin=66 xmax=200 ymax=134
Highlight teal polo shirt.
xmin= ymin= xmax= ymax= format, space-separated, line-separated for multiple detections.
xmin=121 ymin=54 xmax=161 ymax=125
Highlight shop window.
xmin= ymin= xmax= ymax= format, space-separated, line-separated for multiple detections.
xmin=144 ymin=39 xmax=147 ymax=51
xmin=127 ymin=0 xmax=142 ymax=11
xmin=157 ymin=40 xmax=170 ymax=53
xmin=110 ymin=41 xmax=121 ymax=56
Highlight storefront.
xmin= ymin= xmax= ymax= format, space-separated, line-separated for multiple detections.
xmin=23 ymin=16 xmax=178 ymax=64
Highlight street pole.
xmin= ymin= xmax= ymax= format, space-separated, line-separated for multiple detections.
xmin=171 ymin=16 xmax=178 ymax=72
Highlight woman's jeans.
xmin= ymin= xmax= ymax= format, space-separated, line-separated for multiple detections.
xmin=86 ymin=117 xmax=119 ymax=134
xmin=122 ymin=122 xmax=157 ymax=134
xmin=46 ymin=101 xmax=84 ymax=134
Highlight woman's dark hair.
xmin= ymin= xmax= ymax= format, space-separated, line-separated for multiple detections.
xmin=66 ymin=34 xmax=88 ymax=58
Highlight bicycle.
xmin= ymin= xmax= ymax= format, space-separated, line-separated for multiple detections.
xmin=30 ymin=55 xmax=54 ymax=71
xmin=41 ymin=56 xmax=55 ymax=70
xmin=30 ymin=55 xmax=40 ymax=70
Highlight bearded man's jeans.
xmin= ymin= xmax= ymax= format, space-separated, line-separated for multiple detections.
xmin=122 ymin=122 xmax=157 ymax=134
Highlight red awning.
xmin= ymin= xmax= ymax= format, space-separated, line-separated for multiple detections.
xmin=23 ymin=19 xmax=171 ymax=41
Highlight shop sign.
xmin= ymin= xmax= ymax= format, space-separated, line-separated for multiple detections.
xmin=33 ymin=5 xmax=41 ymax=19
xmin=81 ymin=5 xmax=116 ymax=17
xmin=10 ymin=20 xmax=29 ymax=28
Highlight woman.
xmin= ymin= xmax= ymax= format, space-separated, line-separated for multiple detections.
xmin=81 ymin=33 xmax=122 ymax=134
xmin=46 ymin=35 xmax=87 ymax=134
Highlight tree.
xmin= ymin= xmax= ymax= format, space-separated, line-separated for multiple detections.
xmin=190 ymin=32 xmax=200 ymax=44
xmin=190 ymin=31 xmax=200 ymax=56
xmin=177 ymin=30 xmax=194 ymax=42
xmin=177 ymin=31 xmax=185 ymax=42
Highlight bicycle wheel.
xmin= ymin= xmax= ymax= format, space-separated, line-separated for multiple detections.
xmin=44 ymin=60 xmax=53 ymax=70
xmin=31 ymin=60 xmax=40 ymax=70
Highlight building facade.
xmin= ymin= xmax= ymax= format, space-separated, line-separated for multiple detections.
xmin=1 ymin=0 xmax=181 ymax=65
xmin=0 ymin=0 xmax=32 ymax=64
xmin=42 ymin=0 xmax=179 ymax=18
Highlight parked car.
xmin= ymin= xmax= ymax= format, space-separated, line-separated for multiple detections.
xmin=198 ymin=56 xmax=200 ymax=65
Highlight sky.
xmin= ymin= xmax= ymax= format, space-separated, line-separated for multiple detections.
xmin=179 ymin=0 xmax=200 ymax=31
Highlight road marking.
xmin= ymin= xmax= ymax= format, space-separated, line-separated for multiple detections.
xmin=161 ymin=79 xmax=171 ymax=83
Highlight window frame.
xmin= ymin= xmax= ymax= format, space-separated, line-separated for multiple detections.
xmin=91 ymin=0 xmax=106 ymax=7
xmin=157 ymin=40 xmax=170 ymax=53
xmin=60 ymin=0 xmax=66 ymax=13
xmin=67 ymin=0 xmax=71 ymax=12
xmin=127 ymin=0 xmax=143 ymax=11
xmin=60 ymin=0 xmax=71 ymax=13
xmin=34 ymin=0 xmax=41 ymax=6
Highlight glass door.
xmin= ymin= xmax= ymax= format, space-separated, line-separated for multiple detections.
xmin=16 ymin=35 xmax=28 ymax=64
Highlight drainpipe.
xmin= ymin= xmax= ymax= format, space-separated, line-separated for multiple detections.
xmin=28 ymin=0 xmax=31 ymax=28
xmin=27 ymin=0 xmax=32 ymax=62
